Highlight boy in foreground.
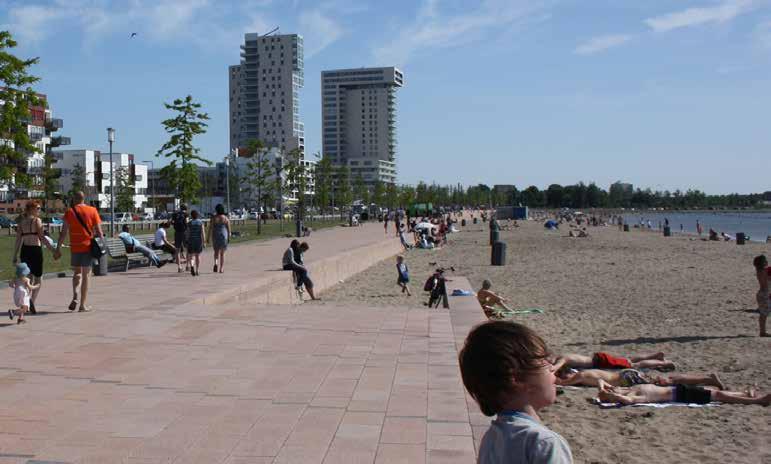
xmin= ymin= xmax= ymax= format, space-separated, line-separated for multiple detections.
xmin=459 ymin=321 xmax=573 ymax=463
xmin=597 ymin=380 xmax=770 ymax=406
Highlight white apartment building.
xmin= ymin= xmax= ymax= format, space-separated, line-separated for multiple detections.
xmin=0 ymin=93 xmax=69 ymax=203
xmin=51 ymin=149 xmax=148 ymax=210
xmin=321 ymin=67 xmax=403 ymax=186
xmin=230 ymin=33 xmax=305 ymax=155
xmin=234 ymin=147 xmax=315 ymax=208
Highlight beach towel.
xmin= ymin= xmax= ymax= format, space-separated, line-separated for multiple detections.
xmin=451 ymin=289 xmax=473 ymax=296
xmin=592 ymin=398 xmax=718 ymax=409
xmin=494 ymin=308 xmax=545 ymax=318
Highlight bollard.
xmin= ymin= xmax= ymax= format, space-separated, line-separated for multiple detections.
xmin=93 ymin=246 xmax=108 ymax=276
xmin=623 ymin=224 xmax=630 ymax=232
xmin=736 ymin=232 xmax=745 ymax=245
xmin=491 ymin=241 xmax=506 ymax=266
xmin=663 ymin=226 xmax=671 ymax=237
xmin=490 ymin=229 xmax=499 ymax=245
xmin=461 ymin=219 xmax=466 ymax=227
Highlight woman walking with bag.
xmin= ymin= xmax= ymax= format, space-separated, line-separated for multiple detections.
xmin=186 ymin=210 xmax=205 ymax=276
xmin=12 ymin=201 xmax=57 ymax=314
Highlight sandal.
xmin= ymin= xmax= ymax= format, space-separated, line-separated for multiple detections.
xmin=17 ymin=318 xmax=26 ymax=324
xmin=190 ymin=267 xmax=195 ymax=276
xmin=29 ymin=301 xmax=36 ymax=315
xmin=8 ymin=309 xmax=14 ymax=320
xmin=68 ymin=300 xmax=78 ymax=311
xmin=78 ymin=306 xmax=92 ymax=312
xmin=213 ymin=264 xmax=218 ymax=273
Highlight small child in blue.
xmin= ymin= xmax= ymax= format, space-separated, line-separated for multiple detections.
xmin=396 ymin=255 xmax=411 ymax=296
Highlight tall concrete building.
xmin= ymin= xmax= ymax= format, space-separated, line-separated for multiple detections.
xmin=229 ymin=33 xmax=305 ymax=155
xmin=321 ymin=67 xmax=403 ymax=185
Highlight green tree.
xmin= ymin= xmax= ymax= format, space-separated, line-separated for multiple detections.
xmin=156 ymin=95 xmax=211 ymax=204
xmin=353 ymin=173 xmax=369 ymax=205
xmin=385 ymin=183 xmax=398 ymax=209
xmin=284 ymin=148 xmax=308 ymax=221
xmin=335 ymin=164 xmax=352 ymax=219
xmin=398 ymin=184 xmax=415 ymax=208
xmin=241 ymin=139 xmax=271 ymax=234
xmin=314 ymin=156 xmax=333 ymax=214
xmin=0 ymin=31 xmax=42 ymax=195
xmin=115 ymin=166 xmax=135 ymax=212
xmin=372 ymin=180 xmax=386 ymax=206
xmin=69 ymin=163 xmax=87 ymax=199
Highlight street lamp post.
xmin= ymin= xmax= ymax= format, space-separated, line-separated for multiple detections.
xmin=107 ymin=127 xmax=115 ymax=237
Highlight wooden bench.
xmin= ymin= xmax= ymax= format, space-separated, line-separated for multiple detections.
xmin=104 ymin=234 xmax=173 ymax=272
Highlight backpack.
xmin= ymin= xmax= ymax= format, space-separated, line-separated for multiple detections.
xmin=173 ymin=211 xmax=187 ymax=230
xmin=423 ymin=275 xmax=436 ymax=292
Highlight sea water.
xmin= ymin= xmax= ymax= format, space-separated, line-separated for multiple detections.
xmin=622 ymin=211 xmax=771 ymax=242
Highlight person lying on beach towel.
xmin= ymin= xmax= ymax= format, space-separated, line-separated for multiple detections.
xmin=477 ymin=279 xmax=513 ymax=319
xmin=596 ymin=380 xmax=770 ymax=407
xmin=556 ymin=368 xmax=724 ymax=389
xmin=551 ymin=351 xmax=675 ymax=372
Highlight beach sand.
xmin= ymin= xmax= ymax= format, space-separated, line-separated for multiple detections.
xmin=320 ymin=219 xmax=770 ymax=464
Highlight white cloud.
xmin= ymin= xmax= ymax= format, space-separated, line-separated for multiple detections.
xmin=0 ymin=5 xmax=69 ymax=45
xmin=754 ymin=19 xmax=771 ymax=49
xmin=373 ymin=0 xmax=549 ymax=66
xmin=645 ymin=0 xmax=757 ymax=32
xmin=298 ymin=9 xmax=343 ymax=57
xmin=574 ymin=34 xmax=632 ymax=55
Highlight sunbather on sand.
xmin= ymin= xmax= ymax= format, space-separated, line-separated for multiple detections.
xmin=596 ymin=380 xmax=770 ymax=406
xmin=551 ymin=351 xmax=675 ymax=372
xmin=477 ymin=279 xmax=512 ymax=319
xmin=556 ymin=368 xmax=724 ymax=389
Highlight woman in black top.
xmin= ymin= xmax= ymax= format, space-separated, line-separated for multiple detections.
xmin=13 ymin=201 xmax=57 ymax=313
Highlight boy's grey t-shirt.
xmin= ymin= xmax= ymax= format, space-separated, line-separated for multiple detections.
xmin=478 ymin=413 xmax=573 ymax=464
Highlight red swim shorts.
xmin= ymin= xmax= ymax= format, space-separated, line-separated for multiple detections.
xmin=592 ymin=352 xmax=631 ymax=369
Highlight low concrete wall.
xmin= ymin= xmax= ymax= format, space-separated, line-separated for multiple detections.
xmin=200 ymin=236 xmax=404 ymax=305
xmin=446 ymin=276 xmax=487 ymax=350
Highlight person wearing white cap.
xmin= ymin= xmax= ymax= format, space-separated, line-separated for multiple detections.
xmin=8 ymin=262 xmax=39 ymax=325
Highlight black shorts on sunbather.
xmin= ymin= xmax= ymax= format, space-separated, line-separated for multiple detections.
xmin=674 ymin=384 xmax=712 ymax=404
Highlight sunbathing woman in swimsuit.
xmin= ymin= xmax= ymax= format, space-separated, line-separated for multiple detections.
xmin=477 ymin=279 xmax=513 ymax=319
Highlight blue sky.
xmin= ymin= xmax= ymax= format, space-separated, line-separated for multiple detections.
xmin=3 ymin=0 xmax=770 ymax=194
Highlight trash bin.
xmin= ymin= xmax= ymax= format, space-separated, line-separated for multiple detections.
xmin=93 ymin=251 xmax=108 ymax=276
xmin=663 ymin=226 xmax=671 ymax=237
xmin=491 ymin=241 xmax=506 ymax=266
xmin=461 ymin=219 xmax=466 ymax=227
xmin=623 ymin=224 xmax=630 ymax=232
xmin=736 ymin=232 xmax=746 ymax=245
xmin=490 ymin=229 xmax=499 ymax=246
xmin=473 ymin=218 xmax=478 ymax=225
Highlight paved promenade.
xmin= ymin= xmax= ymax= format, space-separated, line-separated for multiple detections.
xmin=0 ymin=222 xmax=478 ymax=463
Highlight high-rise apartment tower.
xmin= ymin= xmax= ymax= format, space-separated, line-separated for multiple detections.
xmin=321 ymin=67 xmax=403 ymax=185
xmin=230 ymin=33 xmax=305 ymax=155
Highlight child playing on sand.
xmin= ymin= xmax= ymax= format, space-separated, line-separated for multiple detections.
xmin=459 ymin=321 xmax=573 ymax=463
xmin=8 ymin=263 xmax=39 ymax=325
xmin=753 ymin=255 xmax=769 ymax=337
xmin=477 ymin=280 xmax=513 ymax=319
xmin=396 ymin=255 xmax=411 ymax=296
xmin=596 ymin=380 xmax=770 ymax=407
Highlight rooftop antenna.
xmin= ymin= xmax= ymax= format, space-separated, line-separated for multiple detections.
xmin=263 ymin=27 xmax=280 ymax=36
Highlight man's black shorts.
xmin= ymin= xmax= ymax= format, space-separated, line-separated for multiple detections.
xmin=674 ymin=384 xmax=712 ymax=404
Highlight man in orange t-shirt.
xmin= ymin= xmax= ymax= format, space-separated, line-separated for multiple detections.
xmin=55 ymin=191 xmax=104 ymax=312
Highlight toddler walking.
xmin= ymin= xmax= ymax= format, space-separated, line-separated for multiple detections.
xmin=8 ymin=263 xmax=39 ymax=325
xmin=396 ymin=255 xmax=411 ymax=296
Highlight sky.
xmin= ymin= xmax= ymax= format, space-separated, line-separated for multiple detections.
xmin=2 ymin=0 xmax=770 ymax=194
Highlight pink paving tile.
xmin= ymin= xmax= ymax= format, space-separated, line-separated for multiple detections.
xmin=380 ymin=417 xmax=427 ymax=445
xmin=374 ymin=443 xmax=426 ymax=464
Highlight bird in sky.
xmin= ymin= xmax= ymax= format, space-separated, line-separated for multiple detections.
xmin=130 ymin=32 xmax=137 ymax=38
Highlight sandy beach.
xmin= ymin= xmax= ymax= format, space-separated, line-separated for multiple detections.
xmin=320 ymin=218 xmax=770 ymax=464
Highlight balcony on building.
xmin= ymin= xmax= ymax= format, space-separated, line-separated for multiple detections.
xmin=50 ymin=136 xmax=71 ymax=147
xmin=45 ymin=117 xmax=63 ymax=131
